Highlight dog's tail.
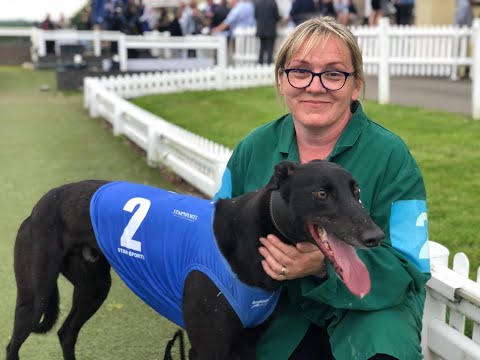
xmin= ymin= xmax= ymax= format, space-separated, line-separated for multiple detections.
xmin=32 ymin=284 xmax=60 ymax=334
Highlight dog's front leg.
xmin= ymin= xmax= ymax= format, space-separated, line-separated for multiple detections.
xmin=183 ymin=271 xmax=254 ymax=360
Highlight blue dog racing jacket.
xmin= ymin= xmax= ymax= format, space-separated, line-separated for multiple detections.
xmin=90 ymin=181 xmax=280 ymax=328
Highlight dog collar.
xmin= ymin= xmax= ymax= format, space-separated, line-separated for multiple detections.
xmin=269 ymin=191 xmax=298 ymax=244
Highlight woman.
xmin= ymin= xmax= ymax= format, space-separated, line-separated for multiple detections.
xmin=215 ymin=17 xmax=430 ymax=359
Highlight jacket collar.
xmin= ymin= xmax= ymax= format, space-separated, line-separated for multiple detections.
xmin=277 ymin=102 xmax=368 ymax=161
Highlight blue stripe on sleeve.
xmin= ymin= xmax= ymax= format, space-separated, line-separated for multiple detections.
xmin=390 ymin=200 xmax=430 ymax=273
xmin=213 ymin=168 xmax=233 ymax=201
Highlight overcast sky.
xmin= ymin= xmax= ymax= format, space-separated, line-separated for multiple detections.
xmin=2 ymin=0 xmax=88 ymax=22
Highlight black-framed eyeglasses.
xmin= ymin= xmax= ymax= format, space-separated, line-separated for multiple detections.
xmin=282 ymin=68 xmax=355 ymax=91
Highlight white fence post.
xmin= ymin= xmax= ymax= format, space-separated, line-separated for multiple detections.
xmin=37 ymin=29 xmax=46 ymax=57
xmin=449 ymin=253 xmax=469 ymax=334
xmin=118 ymin=34 xmax=127 ymax=72
xmin=147 ymin=127 xmax=159 ymax=167
xmin=422 ymin=241 xmax=449 ymax=360
xmin=474 ymin=269 xmax=480 ymax=343
xmin=378 ymin=18 xmax=390 ymax=104
xmin=217 ymin=35 xmax=228 ymax=68
xmin=472 ymin=18 xmax=480 ymax=120
xmin=93 ymin=28 xmax=101 ymax=57
xmin=29 ymin=27 xmax=38 ymax=62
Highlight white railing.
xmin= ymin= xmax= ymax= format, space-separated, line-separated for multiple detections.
xmin=233 ymin=20 xmax=474 ymax=80
xmin=117 ymin=33 xmax=227 ymax=71
xmin=0 ymin=26 xmax=34 ymax=37
xmin=424 ymin=241 xmax=480 ymax=360
xmin=83 ymin=65 xmax=275 ymax=197
xmin=0 ymin=28 xmax=226 ymax=72
xmin=85 ymin=78 xmax=230 ymax=198
xmin=83 ymin=66 xmax=274 ymax=198
xmin=83 ymin=66 xmax=275 ymax=197
xmin=32 ymin=28 xmax=122 ymax=58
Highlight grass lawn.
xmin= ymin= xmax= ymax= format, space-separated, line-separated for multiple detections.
xmin=132 ymin=88 xmax=480 ymax=279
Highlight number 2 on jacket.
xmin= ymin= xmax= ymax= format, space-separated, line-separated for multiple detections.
xmin=120 ymin=197 xmax=151 ymax=252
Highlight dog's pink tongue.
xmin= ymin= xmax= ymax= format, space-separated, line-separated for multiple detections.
xmin=327 ymin=234 xmax=371 ymax=298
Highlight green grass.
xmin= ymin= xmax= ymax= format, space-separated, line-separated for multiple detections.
xmin=0 ymin=67 xmax=183 ymax=359
xmin=132 ymin=89 xmax=480 ymax=278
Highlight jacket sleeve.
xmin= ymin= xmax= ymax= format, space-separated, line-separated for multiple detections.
xmin=213 ymin=144 xmax=248 ymax=200
xmin=288 ymin=147 xmax=431 ymax=312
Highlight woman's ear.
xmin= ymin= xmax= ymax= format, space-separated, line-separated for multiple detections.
xmin=351 ymin=77 xmax=362 ymax=101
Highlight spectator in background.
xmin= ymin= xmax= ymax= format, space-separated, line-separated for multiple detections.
xmin=394 ymin=0 xmax=415 ymax=25
xmin=255 ymin=0 xmax=281 ymax=64
xmin=289 ymin=0 xmax=317 ymax=26
xmin=56 ymin=13 xmax=68 ymax=29
xmin=72 ymin=8 xmax=92 ymax=30
xmin=40 ymin=13 xmax=56 ymax=54
xmin=140 ymin=3 xmax=160 ymax=32
xmin=41 ymin=13 xmax=55 ymax=30
xmin=454 ymin=0 xmax=473 ymax=27
xmin=334 ymin=0 xmax=350 ymax=25
xmin=124 ymin=0 xmax=142 ymax=35
xmin=157 ymin=7 xmax=171 ymax=32
xmin=322 ymin=0 xmax=337 ymax=18
xmin=211 ymin=0 xmax=256 ymax=38
xmin=190 ymin=1 xmax=205 ymax=35
xmin=179 ymin=1 xmax=194 ymax=35
xmin=169 ymin=8 xmax=184 ymax=36
xmin=369 ymin=0 xmax=383 ymax=25
xmin=204 ymin=0 xmax=218 ymax=28
xmin=210 ymin=0 xmax=230 ymax=30
xmin=348 ymin=0 xmax=358 ymax=24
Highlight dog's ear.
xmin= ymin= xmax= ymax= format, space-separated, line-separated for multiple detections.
xmin=266 ymin=161 xmax=298 ymax=190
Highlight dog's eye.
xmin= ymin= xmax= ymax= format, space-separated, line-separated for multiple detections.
xmin=313 ymin=190 xmax=327 ymax=200
xmin=353 ymin=185 xmax=361 ymax=200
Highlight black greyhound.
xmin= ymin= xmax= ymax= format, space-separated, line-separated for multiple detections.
xmin=6 ymin=160 xmax=384 ymax=360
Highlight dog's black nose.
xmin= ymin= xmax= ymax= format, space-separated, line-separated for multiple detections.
xmin=362 ymin=229 xmax=384 ymax=248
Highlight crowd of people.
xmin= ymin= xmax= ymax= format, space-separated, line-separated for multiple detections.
xmin=95 ymin=0 xmax=232 ymax=36
xmin=37 ymin=0 xmax=476 ymax=63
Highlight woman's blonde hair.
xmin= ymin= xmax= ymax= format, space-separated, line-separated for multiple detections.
xmin=275 ymin=16 xmax=365 ymax=97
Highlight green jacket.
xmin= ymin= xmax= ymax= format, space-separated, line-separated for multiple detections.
xmin=215 ymin=104 xmax=431 ymax=359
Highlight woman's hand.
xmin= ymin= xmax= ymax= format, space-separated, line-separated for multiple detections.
xmin=258 ymin=234 xmax=327 ymax=281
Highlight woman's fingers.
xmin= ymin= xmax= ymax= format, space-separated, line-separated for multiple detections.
xmin=258 ymin=235 xmax=326 ymax=279
xmin=259 ymin=234 xmax=325 ymax=280
xmin=296 ymin=241 xmax=320 ymax=253
xmin=259 ymin=235 xmax=295 ymax=266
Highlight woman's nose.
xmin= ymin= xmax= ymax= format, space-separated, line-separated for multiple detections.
xmin=306 ymin=75 xmax=327 ymax=92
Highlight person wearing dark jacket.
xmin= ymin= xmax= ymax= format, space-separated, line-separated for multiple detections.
xmin=255 ymin=0 xmax=280 ymax=64
xmin=289 ymin=0 xmax=316 ymax=25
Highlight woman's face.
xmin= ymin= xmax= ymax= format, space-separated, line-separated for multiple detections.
xmin=279 ymin=36 xmax=362 ymax=132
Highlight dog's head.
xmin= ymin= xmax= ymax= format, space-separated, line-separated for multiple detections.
xmin=266 ymin=160 xmax=384 ymax=298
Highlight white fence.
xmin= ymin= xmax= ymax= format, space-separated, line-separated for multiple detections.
xmin=83 ymin=65 xmax=274 ymax=197
xmin=84 ymin=66 xmax=480 ymax=358
xmin=424 ymin=242 xmax=480 ymax=360
xmin=233 ymin=19 xmax=476 ymax=80
xmin=0 ymin=27 xmax=226 ymax=72
xmin=116 ymin=33 xmax=227 ymax=71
